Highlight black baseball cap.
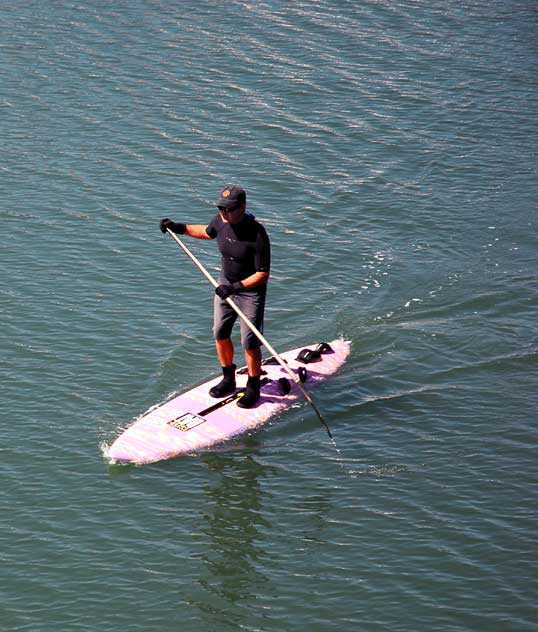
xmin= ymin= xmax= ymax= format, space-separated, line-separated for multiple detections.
xmin=216 ymin=184 xmax=246 ymax=209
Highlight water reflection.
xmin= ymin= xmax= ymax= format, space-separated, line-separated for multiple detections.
xmin=191 ymin=449 xmax=273 ymax=627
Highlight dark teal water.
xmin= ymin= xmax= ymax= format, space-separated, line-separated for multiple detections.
xmin=2 ymin=1 xmax=538 ymax=630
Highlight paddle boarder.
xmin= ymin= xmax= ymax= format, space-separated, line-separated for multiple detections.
xmin=160 ymin=184 xmax=270 ymax=408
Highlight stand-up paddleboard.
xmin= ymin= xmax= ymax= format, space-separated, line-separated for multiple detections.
xmin=108 ymin=339 xmax=350 ymax=464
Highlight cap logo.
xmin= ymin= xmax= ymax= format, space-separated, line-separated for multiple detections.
xmin=222 ymin=190 xmax=230 ymax=197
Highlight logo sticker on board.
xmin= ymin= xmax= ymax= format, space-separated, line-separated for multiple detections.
xmin=168 ymin=413 xmax=206 ymax=432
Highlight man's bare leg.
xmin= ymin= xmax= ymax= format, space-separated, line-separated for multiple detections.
xmin=215 ymin=338 xmax=234 ymax=367
xmin=245 ymin=347 xmax=262 ymax=377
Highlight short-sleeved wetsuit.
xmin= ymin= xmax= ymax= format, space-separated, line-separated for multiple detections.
xmin=206 ymin=213 xmax=270 ymax=291
xmin=206 ymin=213 xmax=271 ymax=349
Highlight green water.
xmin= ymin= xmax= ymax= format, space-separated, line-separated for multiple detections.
xmin=2 ymin=1 xmax=537 ymax=630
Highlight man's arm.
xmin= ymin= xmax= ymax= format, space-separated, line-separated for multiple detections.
xmin=159 ymin=218 xmax=212 ymax=239
xmin=239 ymin=270 xmax=269 ymax=290
xmin=215 ymin=270 xmax=269 ymax=300
xmin=184 ymin=224 xmax=211 ymax=240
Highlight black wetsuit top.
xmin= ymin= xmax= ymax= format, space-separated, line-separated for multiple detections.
xmin=206 ymin=214 xmax=270 ymax=293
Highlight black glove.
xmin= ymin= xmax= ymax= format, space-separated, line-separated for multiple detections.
xmin=215 ymin=282 xmax=243 ymax=300
xmin=160 ymin=218 xmax=186 ymax=234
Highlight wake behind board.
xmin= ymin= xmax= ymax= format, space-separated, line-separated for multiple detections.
xmin=108 ymin=339 xmax=350 ymax=464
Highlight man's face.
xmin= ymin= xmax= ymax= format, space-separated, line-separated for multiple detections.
xmin=218 ymin=204 xmax=245 ymax=225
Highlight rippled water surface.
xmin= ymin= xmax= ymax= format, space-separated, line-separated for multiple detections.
xmin=2 ymin=1 xmax=538 ymax=630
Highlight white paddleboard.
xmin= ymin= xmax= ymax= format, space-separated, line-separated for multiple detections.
xmin=108 ymin=339 xmax=350 ymax=464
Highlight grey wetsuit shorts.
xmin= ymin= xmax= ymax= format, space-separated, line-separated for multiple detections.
xmin=213 ymin=290 xmax=266 ymax=350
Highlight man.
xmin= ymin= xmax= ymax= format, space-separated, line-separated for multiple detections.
xmin=159 ymin=184 xmax=270 ymax=408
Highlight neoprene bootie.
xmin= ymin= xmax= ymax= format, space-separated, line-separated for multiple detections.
xmin=209 ymin=364 xmax=236 ymax=398
xmin=237 ymin=375 xmax=261 ymax=408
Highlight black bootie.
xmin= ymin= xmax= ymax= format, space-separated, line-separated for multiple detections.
xmin=237 ymin=375 xmax=261 ymax=408
xmin=209 ymin=364 xmax=236 ymax=398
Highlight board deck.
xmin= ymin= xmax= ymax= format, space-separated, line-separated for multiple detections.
xmin=108 ymin=339 xmax=350 ymax=464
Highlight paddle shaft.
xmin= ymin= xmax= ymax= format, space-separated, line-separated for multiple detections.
xmin=166 ymin=228 xmax=332 ymax=438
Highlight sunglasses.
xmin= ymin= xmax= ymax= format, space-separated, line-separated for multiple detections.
xmin=218 ymin=205 xmax=241 ymax=213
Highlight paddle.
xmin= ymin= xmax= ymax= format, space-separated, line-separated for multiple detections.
xmin=165 ymin=228 xmax=333 ymax=439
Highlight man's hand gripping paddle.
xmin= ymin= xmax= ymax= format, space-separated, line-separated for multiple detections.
xmin=165 ymin=229 xmax=333 ymax=439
